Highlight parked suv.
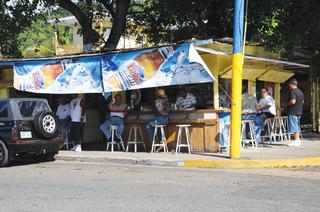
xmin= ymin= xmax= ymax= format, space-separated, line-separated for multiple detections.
xmin=0 ymin=98 xmax=64 ymax=166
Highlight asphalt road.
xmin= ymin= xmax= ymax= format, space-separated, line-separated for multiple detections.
xmin=1 ymin=160 xmax=320 ymax=212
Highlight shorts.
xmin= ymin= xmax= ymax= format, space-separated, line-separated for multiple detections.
xmin=69 ymin=122 xmax=84 ymax=144
xmin=288 ymin=115 xmax=301 ymax=133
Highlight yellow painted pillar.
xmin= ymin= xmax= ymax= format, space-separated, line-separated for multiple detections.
xmin=200 ymin=54 xmax=219 ymax=109
xmin=213 ymin=56 xmax=220 ymax=109
xmin=275 ymin=83 xmax=281 ymax=116
xmin=230 ymin=54 xmax=244 ymax=159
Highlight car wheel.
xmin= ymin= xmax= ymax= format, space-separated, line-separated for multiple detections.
xmin=0 ymin=140 xmax=9 ymax=167
xmin=34 ymin=111 xmax=58 ymax=139
xmin=33 ymin=152 xmax=56 ymax=162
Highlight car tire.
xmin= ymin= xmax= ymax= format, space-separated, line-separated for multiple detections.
xmin=34 ymin=111 xmax=58 ymax=139
xmin=0 ymin=140 xmax=9 ymax=167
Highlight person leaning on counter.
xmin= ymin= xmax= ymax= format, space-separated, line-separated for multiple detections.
xmin=175 ymin=88 xmax=197 ymax=110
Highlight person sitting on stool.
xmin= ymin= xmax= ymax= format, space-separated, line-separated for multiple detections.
xmin=100 ymin=94 xmax=127 ymax=142
xmin=146 ymin=88 xmax=170 ymax=140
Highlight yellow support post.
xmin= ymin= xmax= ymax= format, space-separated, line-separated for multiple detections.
xmin=230 ymin=0 xmax=245 ymax=159
xmin=230 ymin=54 xmax=244 ymax=158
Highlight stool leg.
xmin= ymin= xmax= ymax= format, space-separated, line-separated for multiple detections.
xmin=111 ymin=129 xmax=114 ymax=152
xmin=126 ymin=127 xmax=132 ymax=152
xmin=176 ymin=127 xmax=182 ymax=154
xmin=249 ymin=122 xmax=256 ymax=148
xmin=185 ymin=127 xmax=191 ymax=154
xmin=134 ymin=127 xmax=137 ymax=153
xmin=186 ymin=127 xmax=192 ymax=153
xmin=241 ymin=123 xmax=246 ymax=148
xmin=138 ymin=127 xmax=147 ymax=151
xmin=151 ymin=126 xmax=157 ymax=153
xmin=160 ymin=127 xmax=168 ymax=153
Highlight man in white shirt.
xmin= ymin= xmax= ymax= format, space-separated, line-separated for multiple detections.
xmin=175 ymin=88 xmax=197 ymax=110
xmin=69 ymin=95 xmax=85 ymax=152
xmin=100 ymin=94 xmax=127 ymax=143
xmin=56 ymin=96 xmax=70 ymax=139
xmin=257 ymin=87 xmax=276 ymax=123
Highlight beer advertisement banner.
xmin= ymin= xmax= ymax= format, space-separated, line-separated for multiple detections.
xmin=13 ymin=57 xmax=102 ymax=94
xmin=101 ymin=43 xmax=214 ymax=92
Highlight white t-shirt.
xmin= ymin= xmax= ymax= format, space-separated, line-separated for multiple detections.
xmin=56 ymin=104 xmax=70 ymax=119
xmin=110 ymin=103 xmax=127 ymax=118
xmin=70 ymin=97 xmax=83 ymax=122
xmin=258 ymin=95 xmax=276 ymax=115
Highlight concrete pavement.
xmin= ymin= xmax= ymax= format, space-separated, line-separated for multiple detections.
xmin=55 ymin=133 xmax=320 ymax=168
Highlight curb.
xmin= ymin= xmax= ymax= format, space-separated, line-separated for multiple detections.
xmin=55 ymin=155 xmax=184 ymax=167
xmin=56 ymin=154 xmax=320 ymax=169
xmin=184 ymin=157 xmax=320 ymax=169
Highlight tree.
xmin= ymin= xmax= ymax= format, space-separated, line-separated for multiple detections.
xmin=0 ymin=0 xmax=39 ymax=57
xmin=44 ymin=0 xmax=131 ymax=51
xmin=132 ymin=0 xmax=320 ymax=55
xmin=18 ymin=16 xmax=56 ymax=58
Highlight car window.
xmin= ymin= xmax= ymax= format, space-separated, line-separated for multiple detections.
xmin=18 ymin=100 xmax=49 ymax=117
xmin=0 ymin=101 xmax=8 ymax=118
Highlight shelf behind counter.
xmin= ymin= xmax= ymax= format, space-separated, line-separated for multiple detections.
xmin=124 ymin=109 xmax=230 ymax=153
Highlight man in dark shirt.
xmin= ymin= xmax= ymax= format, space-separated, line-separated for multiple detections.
xmin=287 ymin=79 xmax=304 ymax=147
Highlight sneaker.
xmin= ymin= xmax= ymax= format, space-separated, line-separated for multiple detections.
xmin=70 ymin=145 xmax=77 ymax=151
xmin=287 ymin=140 xmax=301 ymax=147
xmin=73 ymin=144 xmax=82 ymax=152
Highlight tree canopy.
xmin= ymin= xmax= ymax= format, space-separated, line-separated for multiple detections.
xmin=1 ymin=0 xmax=319 ymax=59
xmin=132 ymin=0 xmax=320 ymax=56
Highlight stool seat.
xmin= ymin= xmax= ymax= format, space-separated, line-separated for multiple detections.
xmin=126 ymin=125 xmax=146 ymax=152
xmin=106 ymin=125 xmax=125 ymax=152
xmin=176 ymin=124 xmax=191 ymax=127
xmin=175 ymin=125 xmax=192 ymax=154
xmin=151 ymin=125 xmax=168 ymax=153
xmin=241 ymin=120 xmax=257 ymax=148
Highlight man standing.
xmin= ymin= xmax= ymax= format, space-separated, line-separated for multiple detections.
xmin=146 ymin=88 xmax=170 ymax=140
xmin=100 ymin=94 xmax=127 ymax=143
xmin=287 ymin=79 xmax=304 ymax=147
xmin=69 ymin=95 xmax=85 ymax=152
xmin=56 ymin=96 xmax=70 ymax=139
xmin=175 ymin=88 xmax=197 ymax=110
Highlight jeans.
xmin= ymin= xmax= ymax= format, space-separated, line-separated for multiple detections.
xmin=288 ymin=114 xmax=301 ymax=133
xmin=146 ymin=115 xmax=168 ymax=140
xmin=59 ymin=119 xmax=68 ymax=138
xmin=100 ymin=116 xmax=124 ymax=139
xmin=242 ymin=114 xmax=263 ymax=142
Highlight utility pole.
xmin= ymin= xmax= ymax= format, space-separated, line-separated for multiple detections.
xmin=230 ymin=0 xmax=245 ymax=159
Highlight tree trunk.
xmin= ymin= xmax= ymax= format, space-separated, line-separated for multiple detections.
xmin=104 ymin=0 xmax=130 ymax=50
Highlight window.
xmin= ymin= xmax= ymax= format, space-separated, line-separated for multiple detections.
xmin=0 ymin=101 xmax=8 ymax=118
xmin=18 ymin=100 xmax=49 ymax=117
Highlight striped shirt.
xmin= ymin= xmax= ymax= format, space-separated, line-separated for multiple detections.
xmin=175 ymin=93 xmax=197 ymax=110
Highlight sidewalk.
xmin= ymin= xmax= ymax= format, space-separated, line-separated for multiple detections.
xmin=55 ymin=133 xmax=320 ymax=169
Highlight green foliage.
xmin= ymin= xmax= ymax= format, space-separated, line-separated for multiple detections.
xmin=18 ymin=17 xmax=56 ymax=58
xmin=0 ymin=0 xmax=40 ymax=57
xmin=132 ymin=0 xmax=320 ymax=55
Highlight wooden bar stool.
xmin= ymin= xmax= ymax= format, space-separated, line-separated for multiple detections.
xmin=151 ymin=125 xmax=168 ymax=153
xmin=175 ymin=124 xmax=192 ymax=154
xmin=126 ymin=125 xmax=146 ymax=152
xmin=241 ymin=120 xmax=257 ymax=148
xmin=106 ymin=125 xmax=125 ymax=152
